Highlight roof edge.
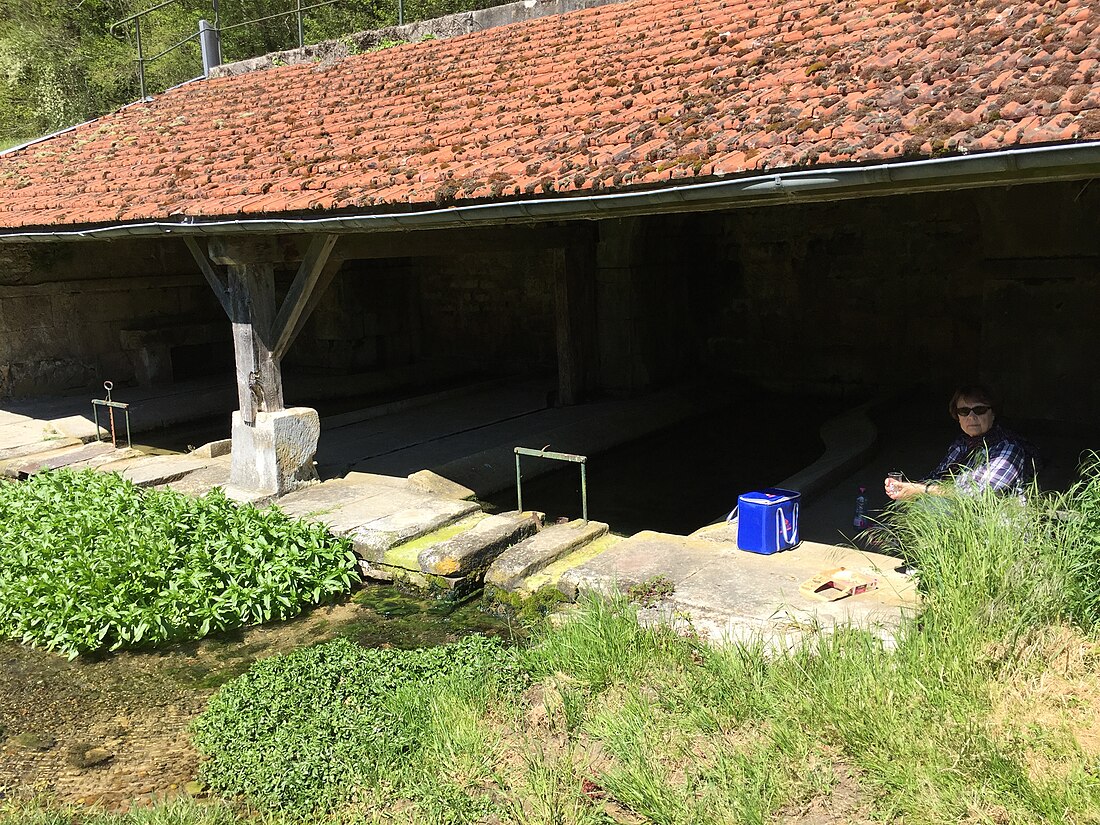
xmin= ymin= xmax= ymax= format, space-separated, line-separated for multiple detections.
xmin=3 ymin=142 xmax=1098 ymax=244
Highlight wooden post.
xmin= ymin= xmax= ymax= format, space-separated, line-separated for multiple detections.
xmin=206 ymin=234 xmax=339 ymax=424
xmin=553 ymin=244 xmax=598 ymax=406
xmin=228 ymin=262 xmax=283 ymax=421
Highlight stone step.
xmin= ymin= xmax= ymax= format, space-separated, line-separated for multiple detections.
xmin=416 ymin=511 xmax=543 ymax=578
xmin=520 ymin=532 xmax=624 ymax=599
xmin=486 ymin=519 xmax=609 ymax=591
xmin=348 ymin=497 xmax=483 ymax=562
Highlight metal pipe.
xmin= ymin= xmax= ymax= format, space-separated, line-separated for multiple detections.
xmin=398 ymin=0 xmax=404 ymax=26
xmin=515 ymin=453 xmax=523 ymax=512
xmin=297 ymin=0 xmax=304 ymax=48
xmin=2 ymin=143 xmax=1099 ymax=242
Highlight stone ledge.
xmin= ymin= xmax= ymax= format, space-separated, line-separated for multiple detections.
xmin=486 ymin=519 xmax=608 ymax=590
xmin=418 ymin=511 xmax=542 ymax=577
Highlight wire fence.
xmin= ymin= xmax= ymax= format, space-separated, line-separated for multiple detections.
xmin=110 ymin=0 xmax=508 ymax=100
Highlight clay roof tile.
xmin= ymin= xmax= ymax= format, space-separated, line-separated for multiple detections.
xmin=1 ymin=0 xmax=1099 ymax=231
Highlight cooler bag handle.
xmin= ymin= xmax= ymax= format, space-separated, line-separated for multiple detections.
xmin=776 ymin=502 xmax=799 ymax=546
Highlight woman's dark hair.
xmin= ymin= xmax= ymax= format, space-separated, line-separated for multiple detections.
xmin=948 ymin=384 xmax=996 ymax=419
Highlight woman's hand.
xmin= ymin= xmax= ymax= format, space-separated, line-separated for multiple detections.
xmin=884 ymin=477 xmax=926 ymax=501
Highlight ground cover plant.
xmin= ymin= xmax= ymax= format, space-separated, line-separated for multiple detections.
xmin=192 ymin=634 xmax=527 ymax=815
xmin=4 ymin=467 xmax=1100 ymax=823
xmin=0 ymin=469 xmax=356 ymax=658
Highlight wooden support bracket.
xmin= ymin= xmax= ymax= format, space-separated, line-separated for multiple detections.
xmin=183 ymin=236 xmax=231 ymax=318
xmin=272 ymin=233 xmax=339 ymax=360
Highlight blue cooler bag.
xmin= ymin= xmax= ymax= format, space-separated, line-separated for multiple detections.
xmin=736 ymin=488 xmax=800 ymax=554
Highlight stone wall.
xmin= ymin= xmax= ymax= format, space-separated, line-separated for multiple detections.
xmin=592 ymin=179 xmax=1100 ymax=424
xmin=0 ymin=240 xmax=227 ymax=398
xmin=414 ymin=250 xmax=557 ymax=372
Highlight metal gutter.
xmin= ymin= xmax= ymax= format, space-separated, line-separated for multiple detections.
xmin=1 ymin=142 xmax=1098 ymax=243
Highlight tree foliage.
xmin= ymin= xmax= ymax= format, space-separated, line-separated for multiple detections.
xmin=0 ymin=0 xmax=504 ymax=147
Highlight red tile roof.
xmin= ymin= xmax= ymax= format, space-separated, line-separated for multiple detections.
xmin=1 ymin=0 xmax=1098 ymax=230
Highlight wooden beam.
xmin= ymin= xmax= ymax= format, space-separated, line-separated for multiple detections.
xmin=271 ymin=234 xmax=339 ymax=360
xmin=338 ymin=224 xmax=597 ymax=261
xmin=183 ymin=236 xmax=230 ymax=317
xmin=282 ymin=255 xmax=346 ymax=359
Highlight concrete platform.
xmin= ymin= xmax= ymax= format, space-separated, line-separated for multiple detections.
xmin=558 ymin=530 xmax=918 ymax=647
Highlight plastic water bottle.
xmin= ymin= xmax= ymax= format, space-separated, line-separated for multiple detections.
xmin=853 ymin=486 xmax=868 ymax=529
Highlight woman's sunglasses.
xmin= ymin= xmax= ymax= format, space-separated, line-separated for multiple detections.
xmin=955 ymin=405 xmax=991 ymax=418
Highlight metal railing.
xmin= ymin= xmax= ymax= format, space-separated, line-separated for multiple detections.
xmin=514 ymin=446 xmax=589 ymax=523
xmin=110 ymin=0 xmax=382 ymax=101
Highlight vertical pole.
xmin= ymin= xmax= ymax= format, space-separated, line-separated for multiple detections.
xmin=297 ymin=0 xmax=304 ymax=48
xmin=135 ymin=17 xmax=146 ymax=100
xmin=398 ymin=0 xmax=404 ymax=26
xmin=515 ymin=453 xmax=523 ymax=512
xmin=213 ymin=0 xmax=222 ymax=65
xmin=580 ymin=462 xmax=588 ymax=523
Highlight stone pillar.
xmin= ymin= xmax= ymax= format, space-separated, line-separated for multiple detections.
xmin=208 ymin=236 xmax=319 ymax=498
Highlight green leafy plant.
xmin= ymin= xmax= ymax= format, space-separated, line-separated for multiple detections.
xmin=192 ymin=634 xmax=526 ymax=810
xmin=0 ymin=469 xmax=356 ymax=658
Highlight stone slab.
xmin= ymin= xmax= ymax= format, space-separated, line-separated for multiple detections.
xmin=558 ymin=533 xmax=918 ymax=646
xmin=192 ymin=439 xmax=232 ymax=459
xmin=406 ymin=469 xmax=476 ymax=500
xmin=279 ymin=483 xmax=438 ymax=534
xmin=64 ymin=446 xmax=143 ymax=470
xmin=277 ymin=477 xmax=392 ymax=516
xmin=419 ymin=511 xmax=542 ymax=577
xmin=161 ymin=458 xmax=232 ymax=496
xmin=119 ymin=455 xmax=212 ymax=488
xmin=0 ymin=410 xmax=33 ymax=426
xmin=0 ymin=421 xmax=57 ymax=451
xmin=4 ymin=441 xmax=122 ymax=477
xmin=344 ymin=471 xmax=413 ymax=490
xmin=0 ymin=434 xmax=82 ymax=463
xmin=486 ymin=519 xmax=608 ymax=589
xmin=348 ymin=498 xmax=482 ymax=562
xmin=49 ymin=414 xmax=102 ymax=443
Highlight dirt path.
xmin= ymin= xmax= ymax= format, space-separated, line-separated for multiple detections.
xmin=0 ymin=587 xmax=514 ymax=812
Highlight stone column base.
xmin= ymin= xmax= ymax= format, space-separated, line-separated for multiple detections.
xmin=227 ymin=407 xmax=320 ymax=498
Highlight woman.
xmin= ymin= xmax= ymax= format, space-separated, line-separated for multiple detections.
xmin=885 ymin=385 xmax=1037 ymax=502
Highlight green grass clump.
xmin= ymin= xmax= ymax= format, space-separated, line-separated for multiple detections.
xmin=0 ymin=469 xmax=357 ymax=658
xmin=191 ymin=634 xmax=526 ymax=812
xmin=1059 ymin=455 xmax=1100 ymax=627
xmin=0 ymin=797 xmax=243 ymax=825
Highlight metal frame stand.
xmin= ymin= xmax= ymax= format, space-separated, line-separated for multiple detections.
xmin=514 ymin=446 xmax=588 ymax=523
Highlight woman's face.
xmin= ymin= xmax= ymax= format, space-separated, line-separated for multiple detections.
xmin=954 ymin=396 xmax=995 ymax=438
